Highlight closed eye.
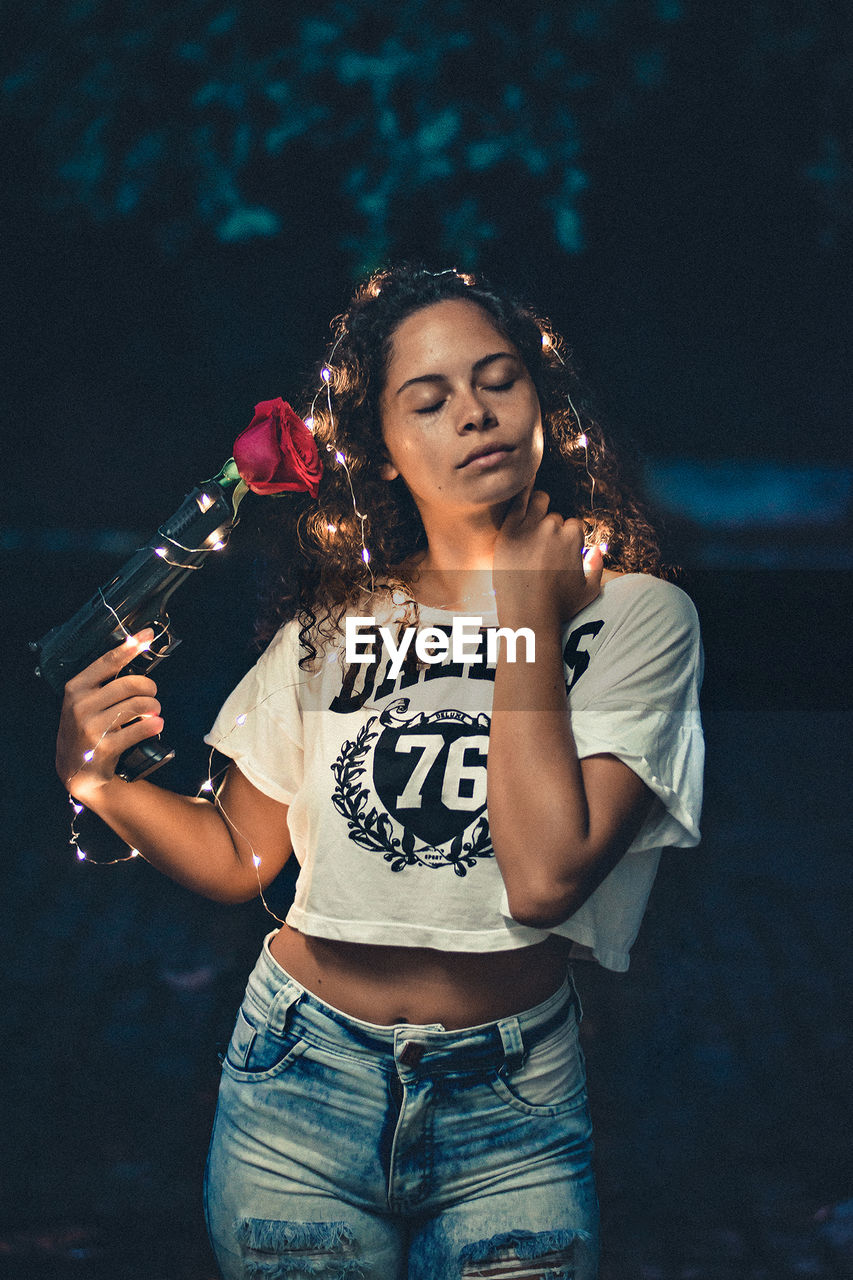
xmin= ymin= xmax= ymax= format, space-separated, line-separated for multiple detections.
xmin=413 ymin=379 xmax=515 ymax=415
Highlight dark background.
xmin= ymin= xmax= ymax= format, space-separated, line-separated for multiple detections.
xmin=1 ymin=2 xmax=851 ymax=1276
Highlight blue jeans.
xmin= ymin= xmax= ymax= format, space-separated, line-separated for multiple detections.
xmin=204 ymin=933 xmax=599 ymax=1279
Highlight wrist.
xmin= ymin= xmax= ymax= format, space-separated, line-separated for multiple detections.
xmin=68 ymin=770 xmax=128 ymax=814
xmin=495 ymin=599 xmax=562 ymax=635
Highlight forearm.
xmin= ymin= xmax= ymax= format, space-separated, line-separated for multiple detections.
xmin=80 ymin=774 xmax=259 ymax=903
xmin=488 ymin=623 xmax=595 ymax=925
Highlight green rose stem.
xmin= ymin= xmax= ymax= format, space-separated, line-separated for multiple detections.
xmin=211 ymin=457 xmax=250 ymax=518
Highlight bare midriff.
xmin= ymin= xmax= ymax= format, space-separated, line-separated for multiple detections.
xmin=268 ymin=923 xmax=573 ymax=1030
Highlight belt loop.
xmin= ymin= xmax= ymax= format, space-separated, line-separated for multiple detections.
xmin=266 ymin=980 xmax=302 ymax=1037
xmin=498 ymin=1016 xmax=525 ymax=1071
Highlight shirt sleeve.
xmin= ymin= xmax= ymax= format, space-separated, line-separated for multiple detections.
xmin=567 ymin=575 xmax=705 ymax=852
xmin=203 ymin=620 xmax=306 ymax=806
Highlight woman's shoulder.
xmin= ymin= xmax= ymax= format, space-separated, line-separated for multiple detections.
xmin=596 ymin=571 xmax=700 ymax=639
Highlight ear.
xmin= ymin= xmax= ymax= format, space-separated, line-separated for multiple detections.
xmin=380 ymin=459 xmax=399 ymax=482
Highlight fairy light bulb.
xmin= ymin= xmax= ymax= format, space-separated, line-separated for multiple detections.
xmin=542 ymin=332 xmax=552 ymax=349
xmin=326 ymin=523 xmax=337 ymax=534
xmin=335 ymin=451 xmax=345 ymax=465
xmin=362 ymin=547 xmax=370 ymax=564
xmin=305 ymin=416 xmax=315 ymax=430
xmin=200 ymin=780 xmax=214 ymax=793
xmin=77 ymin=849 xmax=87 ymax=861
xmin=83 ymin=750 xmax=95 ymax=762
xmin=155 ymin=547 xmax=168 ymax=558
xmin=576 ymin=433 xmax=588 ymax=449
xmin=196 ymin=492 xmax=215 ymax=514
xmin=72 ymin=802 xmax=84 ymax=815
xmin=130 ymin=849 xmax=140 ymax=858
xmin=321 ymin=367 xmax=332 ymax=383
xmin=236 ymin=714 xmax=247 ymax=726
xmin=212 ymin=540 xmax=225 ymax=551
xmin=252 ymin=854 xmax=261 ymax=868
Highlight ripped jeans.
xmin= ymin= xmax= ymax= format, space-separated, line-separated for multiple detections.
xmin=204 ymin=934 xmax=599 ymax=1279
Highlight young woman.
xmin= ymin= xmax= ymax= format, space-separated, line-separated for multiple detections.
xmin=56 ymin=266 xmax=704 ymax=1279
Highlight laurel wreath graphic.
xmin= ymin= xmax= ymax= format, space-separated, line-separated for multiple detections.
xmin=330 ymin=716 xmax=493 ymax=876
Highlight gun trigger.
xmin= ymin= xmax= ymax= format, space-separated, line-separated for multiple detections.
xmin=132 ymin=633 xmax=181 ymax=672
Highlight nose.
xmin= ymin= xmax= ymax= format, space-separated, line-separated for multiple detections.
xmin=456 ymin=387 xmax=496 ymax=433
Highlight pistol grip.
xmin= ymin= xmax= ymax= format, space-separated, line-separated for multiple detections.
xmin=116 ymin=737 xmax=176 ymax=783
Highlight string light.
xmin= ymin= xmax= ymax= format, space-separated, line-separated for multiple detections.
xmin=69 ymin=793 xmax=143 ymax=865
xmin=543 ymin=335 xmax=598 ymax=523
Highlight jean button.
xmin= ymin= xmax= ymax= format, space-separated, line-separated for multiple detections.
xmin=399 ymin=1041 xmax=424 ymax=1067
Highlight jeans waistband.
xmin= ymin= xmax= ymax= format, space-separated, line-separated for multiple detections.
xmin=243 ymin=932 xmax=581 ymax=1076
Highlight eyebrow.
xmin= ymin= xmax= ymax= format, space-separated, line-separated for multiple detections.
xmin=395 ymin=351 xmax=519 ymax=396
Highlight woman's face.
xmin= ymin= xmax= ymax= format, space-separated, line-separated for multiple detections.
xmin=378 ymin=299 xmax=544 ymax=530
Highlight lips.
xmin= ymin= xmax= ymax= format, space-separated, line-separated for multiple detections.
xmin=458 ymin=443 xmax=515 ymax=468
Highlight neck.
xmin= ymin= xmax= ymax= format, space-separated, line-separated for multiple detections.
xmin=404 ymin=502 xmax=509 ymax=609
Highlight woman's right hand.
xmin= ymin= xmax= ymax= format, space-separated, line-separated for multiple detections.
xmin=56 ymin=629 xmax=164 ymax=805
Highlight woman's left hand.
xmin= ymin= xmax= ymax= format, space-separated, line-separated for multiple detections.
xmin=493 ymin=488 xmax=603 ymax=629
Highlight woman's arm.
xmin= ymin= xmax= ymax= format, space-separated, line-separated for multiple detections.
xmin=489 ymin=491 xmax=654 ymax=927
xmin=56 ymin=632 xmax=293 ymax=902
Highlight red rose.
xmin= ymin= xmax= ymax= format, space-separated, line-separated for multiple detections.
xmin=233 ymin=398 xmax=322 ymax=498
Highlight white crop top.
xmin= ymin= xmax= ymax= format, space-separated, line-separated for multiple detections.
xmin=205 ymin=574 xmax=704 ymax=971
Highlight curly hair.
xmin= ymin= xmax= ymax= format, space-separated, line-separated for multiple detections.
xmin=250 ymin=264 xmax=666 ymax=660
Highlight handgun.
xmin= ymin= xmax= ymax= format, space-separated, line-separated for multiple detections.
xmin=32 ymin=458 xmax=248 ymax=782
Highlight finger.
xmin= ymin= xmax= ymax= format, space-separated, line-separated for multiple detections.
xmin=94 ymin=713 xmax=164 ymax=761
xmin=66 ymin=628 xmax=156 ymax=694
xmin=582 ymin=543 xmax=605 ymax=579
xmin=101 ymin=628 xmax=156 ymax=682
xmin=97 ymin=696 xmax=162 ymax=729
xmin=79 ymin=705 xmax=161 ymax=762
xmin=97 ymin=673 xmax=159 ymax=708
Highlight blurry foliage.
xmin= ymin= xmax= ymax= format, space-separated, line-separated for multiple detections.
xmin=1 ymin=0 xmax=690 ymax=267
xmin=738 ymin=1 xmax=852 ymax=252
xmin=1 ymin=0 xmax=848 ymax=266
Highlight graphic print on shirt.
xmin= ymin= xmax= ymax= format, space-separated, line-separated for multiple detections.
xmin=330 ymin=697 xmax=493 ymax=875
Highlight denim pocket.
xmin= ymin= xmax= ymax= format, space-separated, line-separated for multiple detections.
xmin=489 ymin=1014 xmax=589 ymax=1116
xmin=221 ymin=1004 xmax=308 ymax=1082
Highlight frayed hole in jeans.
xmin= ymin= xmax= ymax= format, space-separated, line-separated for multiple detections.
xmin=234 ymin=1217 xmax=363 ymax=1277
xmin=460 ymin=1226 xmax=594 ymax=1279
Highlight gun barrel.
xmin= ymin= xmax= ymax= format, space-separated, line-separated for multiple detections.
xmin=33 ymin=477 xmax=236 ymax=695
